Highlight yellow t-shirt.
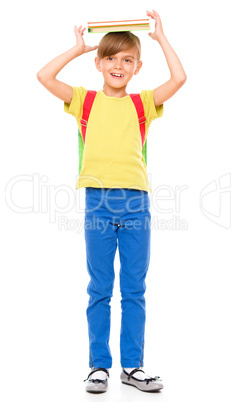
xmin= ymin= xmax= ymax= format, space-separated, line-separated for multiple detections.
xmin=64 ymin=87 xmax=163 ymax=193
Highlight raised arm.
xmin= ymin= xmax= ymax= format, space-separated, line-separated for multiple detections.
xmin=146 ymin=10 xmax=187 ymax=107
xmin=36 ymin=26 xmax=98 ymax=104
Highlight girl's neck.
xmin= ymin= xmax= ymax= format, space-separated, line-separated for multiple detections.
xmin=102 ymin=84 xmax=128 ymax=98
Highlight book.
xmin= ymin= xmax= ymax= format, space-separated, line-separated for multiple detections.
xmin=88 ymin=19 xmax=149 ymax=27
xmin=87 ymin=18 xmax=150 ymax=33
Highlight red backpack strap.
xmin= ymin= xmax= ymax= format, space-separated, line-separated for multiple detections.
xmin=130 ymin=93 xmax=146 ymax=147
xmin=80 ymin=90 xmax=97 ymax=143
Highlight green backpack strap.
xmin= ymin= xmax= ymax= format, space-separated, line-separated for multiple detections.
xmin=142 ymin=138 xmax=147 ymax=166
xmin=78 ymin=129 xmax=84 ymax=175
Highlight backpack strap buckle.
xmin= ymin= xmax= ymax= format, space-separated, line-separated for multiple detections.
xmin=138 ymin=116 xmax=146 ymax=124
xmin=80 ymin=119 xmax=88 ymax=127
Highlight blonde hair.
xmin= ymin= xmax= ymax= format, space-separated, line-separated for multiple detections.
xmin=97 ymin=31 xmax=141 ymax=62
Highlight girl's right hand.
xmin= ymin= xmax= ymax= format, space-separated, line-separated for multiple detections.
xmin=74 ymin=25 xmax=98 ymax=54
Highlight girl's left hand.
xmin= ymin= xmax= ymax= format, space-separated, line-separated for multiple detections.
xmin=146 ymin=10 xmax=164 ymax=41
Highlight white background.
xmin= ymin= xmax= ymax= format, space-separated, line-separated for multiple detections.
xmin=1 ymin=0 xmax=236 ymax=401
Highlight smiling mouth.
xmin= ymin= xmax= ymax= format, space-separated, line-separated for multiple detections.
xmin=110 ymin=73 xmax=124 ymax=78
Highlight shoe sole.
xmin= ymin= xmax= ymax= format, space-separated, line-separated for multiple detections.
xmin=121 ymin=380 xmax=163 ymax=392
xmin=85 ymin=383 xmax=108 ymax=393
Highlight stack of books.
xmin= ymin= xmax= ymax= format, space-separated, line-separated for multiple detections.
xmin=88 ymin=19 xmax=150 ymax=33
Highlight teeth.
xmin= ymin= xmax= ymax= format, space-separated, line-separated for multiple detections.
xmin=111 ymin=73 xmax=123 ymax=77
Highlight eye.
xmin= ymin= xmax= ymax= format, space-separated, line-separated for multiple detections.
xmin=124 ymin=59 xmax=131 ymax=63
xmin=107 ymin=57 xmax=114 ymax=60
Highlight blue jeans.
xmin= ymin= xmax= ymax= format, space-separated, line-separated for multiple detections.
xmin=84 ymin=187 xmax=151 ymax=369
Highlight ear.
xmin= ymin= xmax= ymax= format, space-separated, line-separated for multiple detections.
xmin=95 ymin=57 xmax=102 ymax=72
xmin=134 ymin=60 xmax=143 ymax=76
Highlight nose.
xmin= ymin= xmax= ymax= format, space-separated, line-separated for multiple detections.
xmin=114 ymin=59 xmax=122 ymax=69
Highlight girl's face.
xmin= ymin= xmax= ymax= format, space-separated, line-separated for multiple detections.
xmin=95 ymin=47 xmax=142 ymax=90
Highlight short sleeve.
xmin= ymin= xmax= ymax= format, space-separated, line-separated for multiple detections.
xmin=140 ymin=89 xmax=163 ymax=123
xmin=64 ymin=86 xmax=87 ymax=122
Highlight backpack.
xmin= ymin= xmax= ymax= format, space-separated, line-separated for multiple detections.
xmin=78 ymin=90 xmax=147 ymax=175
